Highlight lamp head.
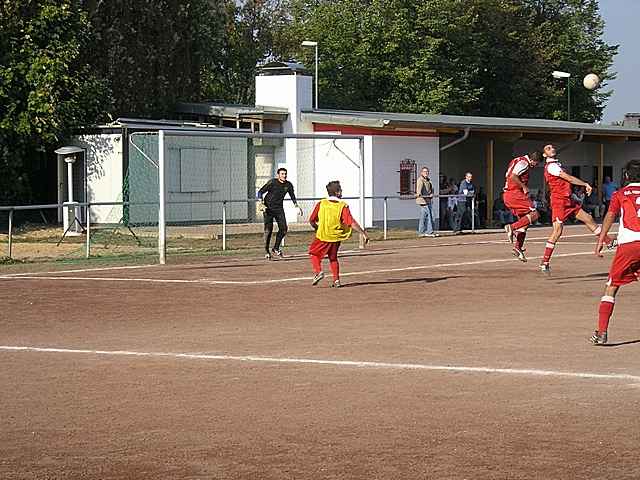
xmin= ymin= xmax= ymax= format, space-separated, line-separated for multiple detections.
xmin=552 ymin=70 xmax=571 ymax=79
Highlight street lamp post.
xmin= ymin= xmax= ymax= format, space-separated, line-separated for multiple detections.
xmin=302 ymin=40 xmax=318 ymax=109
xmin=552 ymin=70 xmax=571 ymax=121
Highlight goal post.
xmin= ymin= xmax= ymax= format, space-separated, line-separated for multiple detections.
xmin=154 ymin=130 xmax=365 ymax=263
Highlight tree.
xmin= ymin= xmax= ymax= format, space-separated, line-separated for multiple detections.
xmin=523 ymin=0 xmax=617 ymax=122
xmin=85 ymin=0 xmax=226 ymax=118
xmin=0 ymin=0 xmax=108 ymax=204
xmin=202 ymin=0 xmax=291 ymax=104
xmin=282 ymin=0 xmax=617 ymax=121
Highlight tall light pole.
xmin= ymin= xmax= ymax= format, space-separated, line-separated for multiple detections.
xmin=302 ymin=40 xmax=318 ymax=109
xmin=552 ymin=70 xmax=571 ymax=121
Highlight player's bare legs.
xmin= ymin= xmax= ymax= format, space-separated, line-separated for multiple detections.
xmin=575 ymin=209 xmax=599 ymax=232
xmin=575 ymin=209 xmax=615 ymax=245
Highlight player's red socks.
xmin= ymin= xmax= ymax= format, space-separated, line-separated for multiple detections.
xmin=598 ymin=295 xmax=615 ymax=333
xmin=310 ymin=255 xmax=322 ymax=273
xmin=329 ymin=261 xmax=340 ymax=281
xmin=542 ymin=241 xmax=555 ymax=264
xmin=514 ymin=230 xmax=527 ymax=250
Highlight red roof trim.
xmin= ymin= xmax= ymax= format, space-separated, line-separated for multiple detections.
xmin=313 ymin=123 xmax=438 ymax=137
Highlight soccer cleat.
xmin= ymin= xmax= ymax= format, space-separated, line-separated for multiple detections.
xmin=271 ymin=248 xmax=284 ymax=258
xmin=590 ymin=330 xmax=608 ymax=346
xmin=512 ymin=247 xmax=527 ymax=262
xmin=331 ymin=279 xmax=342 ymax=288
xmin=539 ymin=263 xmax=551 ymax=275
xmin=311 ymin=271 xmax=324 ymax=286
xmin=606 ymin=239 xmax=618 ymax=250
xmin=264 ymin=252 xmax=272 ymax=260
xmin=504 ymin=224 xmax=514 ymax=243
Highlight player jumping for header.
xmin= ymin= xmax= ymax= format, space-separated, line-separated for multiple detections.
xmin=308 ymin=180 xmax=369 ymax=288
xmin=590 ymin=159 xmax=640 ymax=345
xmin=540 ymin=144 xmax=614 ymax=274
xmin=503 ymin=150 xmax=543 ymax=262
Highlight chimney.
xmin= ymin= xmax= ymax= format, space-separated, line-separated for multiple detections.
xmin=255 ymin=61 xmax=312 ymax=134
xmin=623 ymin=113 xmax=640 ymax=128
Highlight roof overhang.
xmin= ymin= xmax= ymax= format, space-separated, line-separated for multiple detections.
xmin=301 ymin=109 xmax=640 ymax=143
xmin=177 ymin=102 xmax=289 ymax=121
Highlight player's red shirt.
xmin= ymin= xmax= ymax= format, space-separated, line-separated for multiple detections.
xmin=504 ymin=155 xmax=531 ymax=192
xmin=608 ymin=182 xmax=640 ymax=245
xmin=309 ymin=198 xmax=354 ymax=226
xmin=544 ymin=158 xmax=572 ymax=201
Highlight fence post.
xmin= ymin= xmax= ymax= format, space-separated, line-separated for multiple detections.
xmin=358 ymin=137 xmax=366 ymax=249
xmin=222 ymin=201 xmax=227 ymax=251
xmin=8 ymin=209 xmax=13 ymax=259
xmin=383 ymin=197 xmax=388 ymax=240
xmin=158 ymin=130 xmax=166 ymax=265
xmin=471 ymin=196 xmax=476 ymax=233
xmin=85 ymin=204 xmax=91 ymax=258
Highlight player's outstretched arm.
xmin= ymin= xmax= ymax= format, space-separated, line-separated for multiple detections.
xmin=559 ymin=171 xmax=592 ymax=194
xmin=595 ymin=211 xmax=616 ymax=256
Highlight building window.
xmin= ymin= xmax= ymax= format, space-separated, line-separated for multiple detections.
xmin=399 ymin=159 xmax=417 ymax=198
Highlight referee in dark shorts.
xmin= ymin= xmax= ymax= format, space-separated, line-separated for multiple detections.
xmin=257 ymin=167 xmax=303 ymax=259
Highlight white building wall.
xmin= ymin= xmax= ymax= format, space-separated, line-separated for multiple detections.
xmin=257 ymin=74 xmax=314 ymax=223
xmin=312 ymin=134 xmax=366 ymax=225
xmin=72 ymin=134 xmax=123 ymax=224
xmin=372 ymin=136 xmax=440 ymax=226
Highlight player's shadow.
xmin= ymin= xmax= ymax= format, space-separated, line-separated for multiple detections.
xmin=552 ymin=272 xmax=609 ymax=284
xmin=601 ymin=339 xmax=640 ymax=348
xmin=342 ymin=276 xmax=457 ymax=288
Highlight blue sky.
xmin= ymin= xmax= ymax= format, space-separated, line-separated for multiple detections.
xmin=599 ymin=0 xmax=640 ymax=123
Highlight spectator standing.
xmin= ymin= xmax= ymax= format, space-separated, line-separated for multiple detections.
xmin=415 ymin=167 xmax=438 ymax=237
xmin=534 ymin=191 xmax=549 ymax=224
xmin=583 ymin=186 xmax=603 ymax=220
xmin=439 ymin=174 xmax=450 ymax=230
xmin=453 ymin=172 xmax=476 ymax=233
xmin=602 ymin=176 xmax=618 ymax=215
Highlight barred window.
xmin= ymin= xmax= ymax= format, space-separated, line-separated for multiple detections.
xmin=399 ymin=159 xmax=417 ymax=197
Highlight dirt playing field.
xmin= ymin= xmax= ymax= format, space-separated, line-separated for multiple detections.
xmin=1 ymin=224 xmax=639 ymax=479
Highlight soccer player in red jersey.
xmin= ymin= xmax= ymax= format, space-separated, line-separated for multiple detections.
xmin=591 ymin=160 xmax=640 ymax=345
xmin=502 ymin=150 xmax=543 ymax=262
xmin=539 ymin=144 xmax=612 ymax=274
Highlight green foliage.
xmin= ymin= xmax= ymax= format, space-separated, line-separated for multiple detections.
xmin=201 ymin=0 xmax=290 ymax=104
xmin=0 ymin=0 xmax=108 ymax=204
xmin=85 ymin=0 xmax=226 ymax=118
xmin=0 ymin=0 xmax=620 ymax=206
xmin=284 ymin=0 xmax=617 ymax=120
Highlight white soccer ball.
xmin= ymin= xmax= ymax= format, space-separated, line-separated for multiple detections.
xmin=583 ymin=73 xmax=600 ymax=90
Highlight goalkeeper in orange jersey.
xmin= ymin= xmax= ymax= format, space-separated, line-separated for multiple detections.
xmin=308 ymin=180 xmax=369 ymax=288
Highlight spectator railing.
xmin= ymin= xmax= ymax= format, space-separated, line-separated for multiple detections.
xmin=1 ymin=195 xmax=477 ymax=261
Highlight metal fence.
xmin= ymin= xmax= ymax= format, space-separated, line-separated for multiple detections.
xmin=0 ymin=195 xmax=477 ymax=262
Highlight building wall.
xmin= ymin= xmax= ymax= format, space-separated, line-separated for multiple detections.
xmin=72 ymin=134 xmax=123 ymax=224
xmin=371 ymin=135 xmax=440 ymax=227
xmin=257 ymin=74 xmax=314 ymax=224
xmin=76 ymin=133 xmax=250 ymax=225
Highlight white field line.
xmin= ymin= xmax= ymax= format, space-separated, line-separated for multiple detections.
xmin=1 ymin=230 xmax=613 ymax=279
xmin=2 ymin=263 xmax=159 ymax=278
xmin=1 ymin=345 xmax=638 ymax=384
xmin=0 ymin=250 xmax=610 ymax=285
